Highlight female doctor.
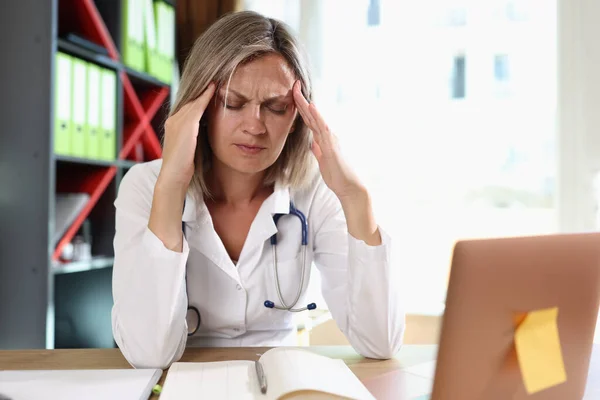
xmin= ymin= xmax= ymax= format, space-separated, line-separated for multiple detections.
xmin=111 ymin=10 xmax=405 ymax=370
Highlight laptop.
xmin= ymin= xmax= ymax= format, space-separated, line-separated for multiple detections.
xmin=430 ymin=233 xmax=600 ymax=399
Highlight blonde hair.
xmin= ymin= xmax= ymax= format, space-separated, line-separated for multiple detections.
xmin=170 ymin=10 xmax=315 ymax=200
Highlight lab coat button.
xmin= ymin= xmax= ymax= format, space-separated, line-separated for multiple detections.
xmin=236 ymin=284 xmax=242 ymax=290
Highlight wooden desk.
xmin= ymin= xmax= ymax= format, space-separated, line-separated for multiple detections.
xmin=1 ymin=345 xmax=599 ymax=399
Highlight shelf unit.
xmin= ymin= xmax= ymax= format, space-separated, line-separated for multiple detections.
xmin=0 ymin=0 xmax=174 ymax=349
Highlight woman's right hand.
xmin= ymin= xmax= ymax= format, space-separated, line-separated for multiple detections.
xmin=149 ymin=83 xmax=215 ymax=252
xmin=158 ymin=83 xmax=216 ymax=190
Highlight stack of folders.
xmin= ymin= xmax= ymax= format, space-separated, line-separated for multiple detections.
xmin=54 ymin=52 xmax=116 ymax=160
xmin=123 ymin=0 xmax=175 ymax=83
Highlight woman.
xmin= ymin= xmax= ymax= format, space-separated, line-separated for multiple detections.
xmin=112 ymin=10 xmax=404 ymax=369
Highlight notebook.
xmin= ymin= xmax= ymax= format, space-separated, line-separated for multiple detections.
xmin=159 ymin=348 xmax=376 ymax=399
xmin=0 ymin=368 xmax=162 ymax=400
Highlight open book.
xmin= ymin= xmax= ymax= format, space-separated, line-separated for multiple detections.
xmin=159 ymin=348 xmax=376 ymax=399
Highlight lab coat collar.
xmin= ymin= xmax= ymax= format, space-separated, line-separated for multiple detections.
xmin=240 ymin=181 xmax=291 ymax=264
xmin=182 ymin=191 xmax=198 ymax=223
xmin=181 ymin=182 xmax=291 ymax=279
xmin=271 ymin=180 xmax=292 ymax=215
xmin=181 ymin=181 xmax=291 ymax=223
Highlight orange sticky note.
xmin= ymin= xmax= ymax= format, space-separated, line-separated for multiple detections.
xmin=514 ymin=307 xmax=567 ymax=394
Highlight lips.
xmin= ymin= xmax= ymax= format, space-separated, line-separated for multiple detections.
xmin=235 ymin=144 xmax=265 ymax=155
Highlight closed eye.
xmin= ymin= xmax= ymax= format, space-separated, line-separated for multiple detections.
xmin=267 ymin=105 xmax=287 ymax=115
xmin=222 ymin=97 xmax=243 ymax=110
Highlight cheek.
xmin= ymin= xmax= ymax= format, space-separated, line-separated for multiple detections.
xmin=265 ymin=114 xmax=295 ymax=146
xmin=207 ymin=110 xmax=239 ymax=146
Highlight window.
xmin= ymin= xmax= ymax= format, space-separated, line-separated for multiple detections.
xmin=242 ymin=0 xmax=567 ymax=324
xmin=506 ymin=0 xmax=529 ymax=22
xmin=367 ymin=0 xmax=380 ymax=27
xmin=494 ymin=54 xmax=510 ymax=82
xmin=447 ymin=7 xmax=467 ymax=27
xmin=451 ymin=55 xmax=466 ymax=99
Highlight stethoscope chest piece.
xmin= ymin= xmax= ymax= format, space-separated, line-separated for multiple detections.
xmin=186 ymin=306 xmax=201 ymax=336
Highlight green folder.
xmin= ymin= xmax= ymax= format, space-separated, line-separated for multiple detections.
xmin=100 ymin=69 xmax=117 ymax=160
xmin=71 ymin=58 xmax=88 ymax=158
xmin=54 ymin=52 xmax=72 ymax=156
xmin=154 ymin=1 xmax=166 ymax=82
xmin=155 ymin=1 xmax=173 ymax=83
xmin=143 ymin=0 xmax=161 ymax=79
xmin=165 ymin=3 xmax=174 ymax=84
xmin=122 ymin=0 xmax=145 ymax=72
xmin=86 ymin=63 xmax=102 ymax=159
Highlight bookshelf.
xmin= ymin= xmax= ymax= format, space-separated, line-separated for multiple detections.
xmin=0 ymin=0 xmax=175 ymax=349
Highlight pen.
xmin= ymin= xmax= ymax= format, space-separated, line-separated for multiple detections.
xmin=255 ymin=360 xmax=268 ymax=394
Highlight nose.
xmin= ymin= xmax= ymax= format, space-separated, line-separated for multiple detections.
xmin=241 ymin=105 xmax=266 ymax=136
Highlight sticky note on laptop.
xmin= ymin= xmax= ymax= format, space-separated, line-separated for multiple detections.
xmin=514 ymin=307 xmax=567 ymax=394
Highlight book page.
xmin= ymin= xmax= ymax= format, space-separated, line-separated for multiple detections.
xmin=259 ymin=348 xmax=375 ymax=400
xmin=159 ymin=361 xmax=265 ymax=400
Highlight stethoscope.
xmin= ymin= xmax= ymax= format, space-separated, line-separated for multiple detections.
xmin=185 ymin=201 xmax=317 ymax=336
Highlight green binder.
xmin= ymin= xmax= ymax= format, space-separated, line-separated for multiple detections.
xmin=86 ymin=63 xmax=102 ymax=159
xmin=143 ymin=0 xmax=161 ymax=79
xmin=71 ymin=58 xmax=88 ymax=158
xmin=165 ymin=3 xmax=174 ymax=84
xmin=100 ymin=68 xmax=117 ymax=160
xmin=122 ymin=0 xmax=145 ymax=72
xmin=54 ymin=52 xmax=72 ymax=156
xmin=155 ymin=1 xmax=173 ymax=83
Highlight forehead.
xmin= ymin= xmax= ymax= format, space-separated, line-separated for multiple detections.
xmin=226 ymin=53 xmax=296 ymax=98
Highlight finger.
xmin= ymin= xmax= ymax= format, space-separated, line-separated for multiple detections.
xmin=292 ymin=82 xmax=325 ymax=151
xmin=308 ymin=103 xmax=333 ymax=148
xmin=292 ymin=81 xmax=318 ymax=132
xmin=311 ymin=140 xmax=323 ymax=161
xmin=177 ymin=82 xmax=216 ymax=121
xmin=189 ymin=82 xmax=216 ymax=120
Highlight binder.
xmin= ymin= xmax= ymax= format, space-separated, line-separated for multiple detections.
xmin=100 ymin=68 xmax=117 ymax=160
xmin=166 ymin=3 xmax=174 ymax=84
xmin=155 ymin=1 xmax=173 ymax=83
xmin=154 ymin=1 xmax=166 ymax=82
xmin=143 ymin=0 xmax=161 ymax=79
xmin=85 ymin=63 xmax=102 ymax=159
xmin=54 ymin=52 xmax=72 ymax=156
xmin=71 ymin=58 xmax=88 ymax=158
xmin=122 ymin=0 xmax=145 ymax=71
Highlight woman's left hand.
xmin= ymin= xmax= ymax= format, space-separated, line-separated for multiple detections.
xmin=293 ymin=81 xmax=381 ymax=245
xmin=292 ymin=81 xmax=365 ymax=201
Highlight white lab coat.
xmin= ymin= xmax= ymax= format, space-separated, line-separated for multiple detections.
xmin=111 ymin=159 xmax=405 ymax=369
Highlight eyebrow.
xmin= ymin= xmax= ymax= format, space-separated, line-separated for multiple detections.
xmin=225 ymin=88 xmax=291 ymax=103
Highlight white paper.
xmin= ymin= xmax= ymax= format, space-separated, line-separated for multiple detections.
xmin=261 ymin=348 xmax=375 ymax=400
xmin=159 ymin=348 xmax=375 ymax=400
xmin=0 ymin=369 xmax=161 ymax=400
xmin=404 ymin=361 xmax=437 ymax=380
xmin=160 ymin=361 xmax=262 ymax=400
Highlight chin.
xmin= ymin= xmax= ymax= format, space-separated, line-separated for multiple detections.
xmin=229 ymin=159 xmax=273 ymax=175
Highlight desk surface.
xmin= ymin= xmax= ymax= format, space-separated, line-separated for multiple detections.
xmin=1 ymin=345 xmax=599 ymax=399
